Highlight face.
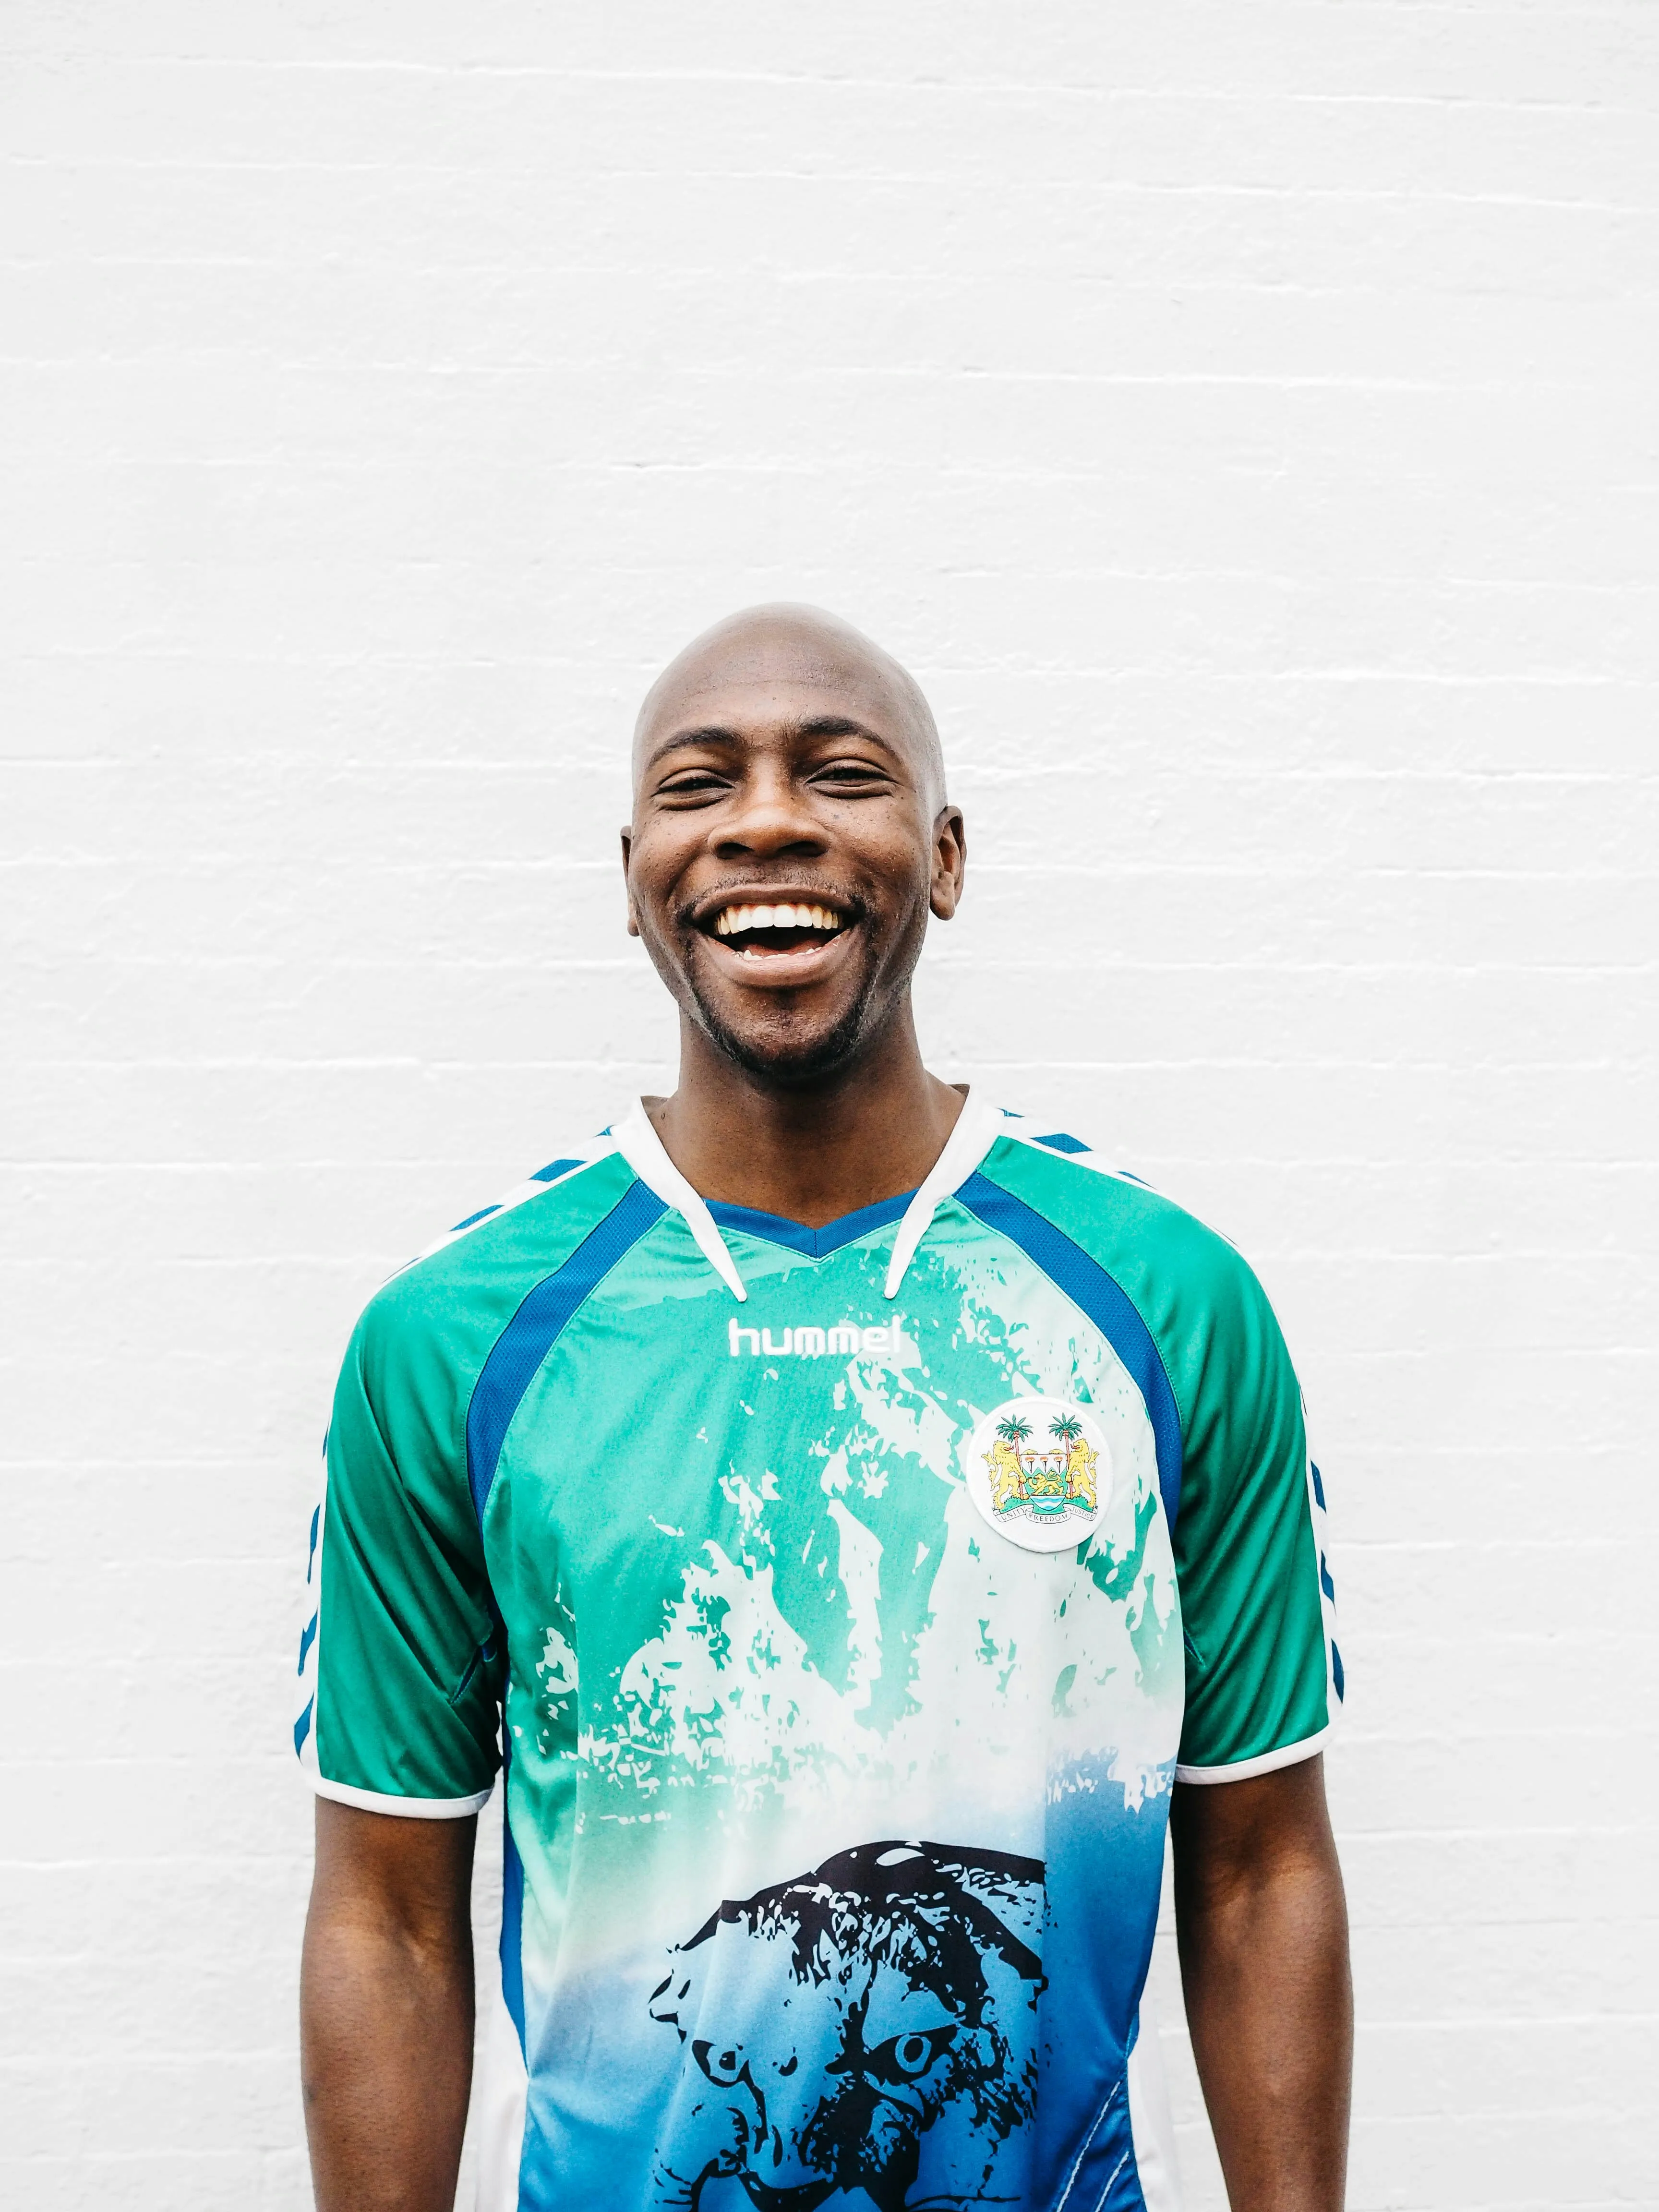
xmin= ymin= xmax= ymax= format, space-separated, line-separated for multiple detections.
xmin=667 ymin=1942 xmax=1001 ymax=2208
xmin=648 ymin=1873 xmax=1043 ymax=2212
xmin=623 ymin=634 xmax=964 ymax=1087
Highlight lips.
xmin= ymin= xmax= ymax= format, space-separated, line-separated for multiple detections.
xmin=693 ymin=891 xmax=856 ymax=966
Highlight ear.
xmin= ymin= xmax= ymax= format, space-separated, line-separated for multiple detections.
xmin=620 ymin=826 xmax=640 ymax=938
xmin=929 ymin=805 xmax=966 ymax=922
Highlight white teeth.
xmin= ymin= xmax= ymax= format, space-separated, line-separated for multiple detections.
xmin=712 ymin=900 xmax=844 ymax=941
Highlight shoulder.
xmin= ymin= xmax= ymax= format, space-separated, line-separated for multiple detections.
xmin=347 ymin=1135 xmax=638 ymax=1392
xmin=971 ymin=1110 xmax=1290 ymax=1430
xmin=974 ymin=1110 xmax=1256 ymax=1310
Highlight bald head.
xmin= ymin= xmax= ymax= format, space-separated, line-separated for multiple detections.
xmin=623 ymin=601 xmax=967 ymax=1086
xmin=632 ymin=603 xmax=946 ymax=816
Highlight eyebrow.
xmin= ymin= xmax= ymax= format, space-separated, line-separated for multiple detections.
xmin=793 ymin=714 xmax=885 ymax=741
xmin=641 ymin=714 xmax=896 ymax=771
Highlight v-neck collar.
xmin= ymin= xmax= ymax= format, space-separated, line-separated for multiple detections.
xmin=612 ymin=1092 xmax=1002 ymax=1304
xmin=706 ymin=1189 xmax=915 ymax=1259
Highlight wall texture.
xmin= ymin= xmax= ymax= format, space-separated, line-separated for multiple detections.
xmin=3 ymin=4 xmax=1655 ymax=2207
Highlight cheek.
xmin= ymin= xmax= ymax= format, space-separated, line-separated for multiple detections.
xmin=854 ymin=841 xmax=937 ymax=928
xmin=626 ymin=826 xmax=700 ymax=913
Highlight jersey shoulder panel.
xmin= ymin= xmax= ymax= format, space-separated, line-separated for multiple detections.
xmin=342 ymin=1145 xmax=640 ymax=1489
xmin=385 ymin=1140 xmax=638 ymax=1321
xmin=334 ymin=1139 xmax=642 ymax=1577
xmin=973 ymin=1119 xmax=1260 ymax=1440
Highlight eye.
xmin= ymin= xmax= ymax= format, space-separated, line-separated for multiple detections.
xmin=868 ymin=2024 xmax=956 ymax=2083
xmin=812 ymin=757 xmax=890 ymax=793
xmin=655 ymin=767 xmax=733 ymax=804
xmin=693 ymin=2039 xmax=747 ymax=2086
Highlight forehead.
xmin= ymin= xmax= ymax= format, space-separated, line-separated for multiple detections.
xmin=646 ymin=668 xmax=915 ymax=747
xmin=636 ymin=634 xmax=919 ymax=760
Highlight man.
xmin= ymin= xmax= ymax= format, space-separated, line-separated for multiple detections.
xmin=297 ymin=605 xmax=1352 ymax=2212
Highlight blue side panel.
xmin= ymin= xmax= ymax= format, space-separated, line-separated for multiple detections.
xmin=293 ymin=1697 xmax=314 ymax=1756
xmin=1054 ymin=2070 xmax=1144 ymax=2212
xmin=957 ymin=1172 xmax=1184 ymax=1534
xmin=707 ymin=1188 xmax=914 ymax=1257
xmin=1331 ymin=1641 xmax=1346 ymax=1701
xmin=297 ymin=1611 xmax=317 ymax=1673
xmin=530 ymin=1155 xmax=584 ymax=1184
xmin=500 ymin=1734 xmax=527 ymax=2054
xmin=465 ymin=1180 xmax=668 ymax=1523
xmin=1311 ymin=1460 xmax=1327 ymax=1509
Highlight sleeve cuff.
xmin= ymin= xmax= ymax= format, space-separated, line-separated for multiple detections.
xmin=307 ymin=1771 xmax=494 ymax=1819
xmin=1174 ymin=1723 xmax=1330 ymax=1786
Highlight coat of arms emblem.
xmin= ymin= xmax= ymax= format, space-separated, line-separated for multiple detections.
xmin=963 ymin=1395 xmax=1112 ymax=1554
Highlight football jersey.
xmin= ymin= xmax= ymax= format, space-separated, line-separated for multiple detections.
xmin=295 ymin=1094 xmax=1340 ymax=2212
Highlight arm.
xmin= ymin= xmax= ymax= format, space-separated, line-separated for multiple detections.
xmin=301 ymin=1798 xmax=479 ymax=2212
xmin=1170 ymin=1753 xmax=1353 ymax=2212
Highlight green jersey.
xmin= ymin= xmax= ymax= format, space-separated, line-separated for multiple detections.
xmin=295 ymin=1096 xmax=1340 ymax=2212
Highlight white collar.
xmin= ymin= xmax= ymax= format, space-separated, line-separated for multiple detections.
xmin=612 ymin=1090 xmax=1002 ymax=1305
xmin=613 ymin=1100 xmax=749 ymax=1301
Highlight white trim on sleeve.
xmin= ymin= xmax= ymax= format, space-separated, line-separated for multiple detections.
xmin=1174 ymin=1724 xmax=1330 ymax=1787
xmin=308 ymin=1772 xmax=494 ymax=1819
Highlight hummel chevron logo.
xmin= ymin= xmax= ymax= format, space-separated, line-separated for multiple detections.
xmin=728 ymin=1317 xmax=917 ymax=1364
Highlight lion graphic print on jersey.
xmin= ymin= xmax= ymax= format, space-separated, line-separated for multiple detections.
xmin=649 ymin=1842 xmax=1046 ymax=2210
xmin=295 ymin=1097 xmax=1340 ymax=2212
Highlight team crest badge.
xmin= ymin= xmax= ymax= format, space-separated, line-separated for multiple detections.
xmin=964 ymin=1395 xmax=1111 ymax=1553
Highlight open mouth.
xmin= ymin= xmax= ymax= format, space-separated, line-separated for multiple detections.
xmin=705 ymin=899 xmax=849 ymax=960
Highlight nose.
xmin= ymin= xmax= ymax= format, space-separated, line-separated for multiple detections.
xmin=746 ymin=2067 xmax=859 ymax=2185
xmin=711 ymin=763 xmax=827 ymax=862
xmin=757 ymin=2114 xmax=829 ymax=2187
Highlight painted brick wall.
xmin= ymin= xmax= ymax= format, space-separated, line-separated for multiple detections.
xmin=3 ymin=4 xmax=1654 ymax=2206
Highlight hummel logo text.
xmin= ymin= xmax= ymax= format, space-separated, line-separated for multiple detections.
xmin=728 ymin=1317 xmax=916 ymax=1365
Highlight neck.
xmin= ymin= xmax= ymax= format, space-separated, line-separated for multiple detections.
xmin=646 ymin=999 xmax=965 ymax=1228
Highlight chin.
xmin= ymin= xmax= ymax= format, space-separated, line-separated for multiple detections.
xmin=694 ymin=992 xmax=875 ymax=1089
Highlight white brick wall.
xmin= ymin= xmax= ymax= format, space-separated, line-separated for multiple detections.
xmin=3 ymin=4 xmax=1654 ymax=2205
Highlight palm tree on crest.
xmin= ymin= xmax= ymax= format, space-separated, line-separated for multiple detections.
xmin=996 ymin=1415 xmax=1034 ymax=1446
xmin=1049 ymin=1415 xmax=1083 ymax=1446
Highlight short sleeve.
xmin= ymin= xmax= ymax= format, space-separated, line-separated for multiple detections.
xmin=1172 ymin=1249 xmax=1339 ymax=1782
xmin=294 ymin=1294 xmax=504 ymax=1816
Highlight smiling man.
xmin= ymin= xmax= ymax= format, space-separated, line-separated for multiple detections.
xmin=297 ymin=606 xmax=1352 ymax=2212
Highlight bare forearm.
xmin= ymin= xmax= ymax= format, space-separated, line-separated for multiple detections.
xmin=301 ymin=1803 xmax=477 ymax=2212
xmin=1172 ymin=1761 xmax=1353 ymax=2212
xmin=302 ymin=1911 xmax=474 ymax=2212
